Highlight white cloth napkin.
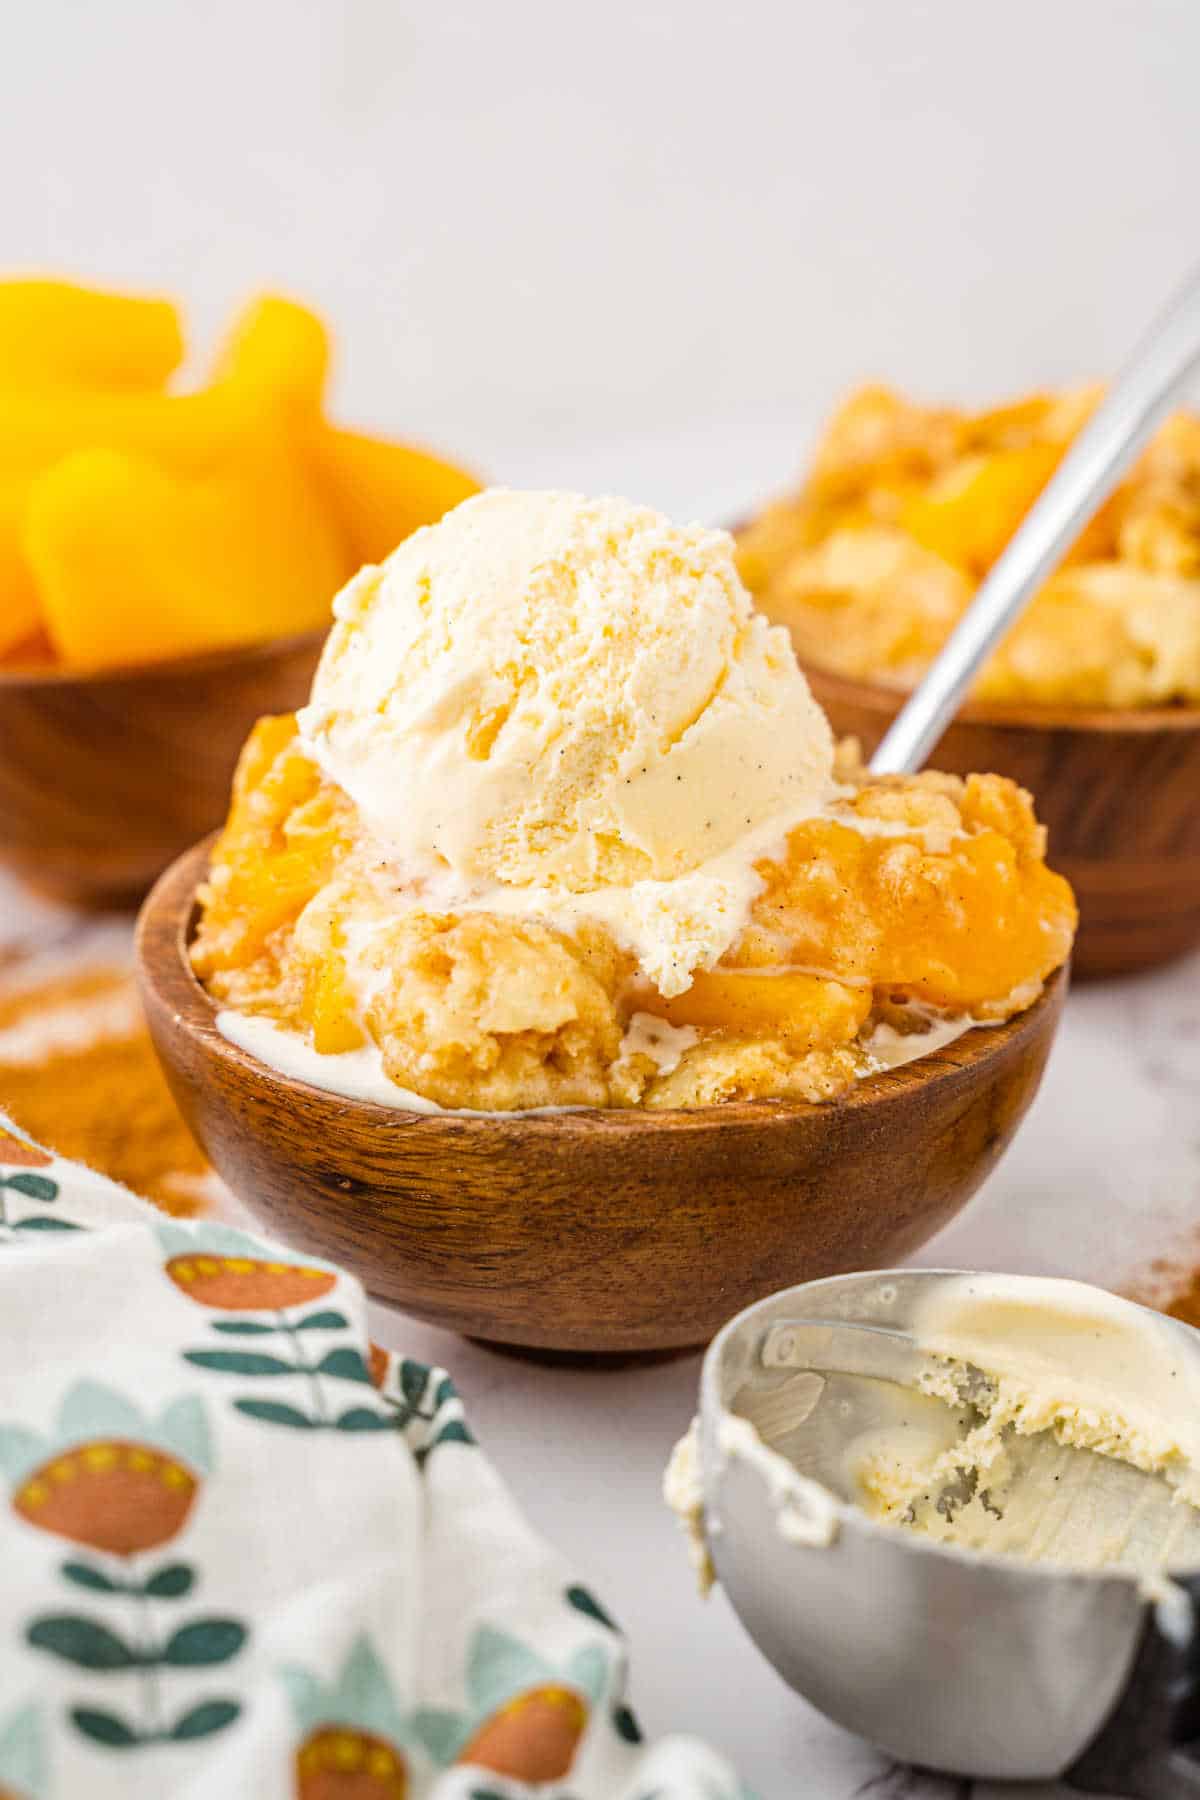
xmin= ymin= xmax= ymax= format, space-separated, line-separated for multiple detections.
xmin=0 ymin=1113 xmax=750 ymax=1800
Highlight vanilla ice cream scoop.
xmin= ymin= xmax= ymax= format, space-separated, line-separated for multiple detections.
xmin=298 ymin=489 xmax=834 ymax=894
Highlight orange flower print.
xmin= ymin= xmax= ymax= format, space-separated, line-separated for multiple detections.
xmin=161 ymin=1226 xmax=391 ymax=1434
xmin=13 ymin=1440 xmax=197 ymax=1555
xmin=413 ymin=1626 xmax=607 ymax=1784
xmin=0 ymin=1124 xmax=52 ymax=1169
xmin=282 ymin=1636 xmax=414 ymax=1800
xmin=367 ymin=1343 xmax=390 ymax=1391
xmin=6 ymin=1384 xmax=245 ymax=1755
xmin=295 ymin=1726 xmax=407 ymax=1799
xmin=0 ymin=1119 xmax=66 ymax=1243
xmin=0 ymin=1381 xmax=210 ymax=1556
xmin=160 ymin=1224 xmax=338 ymax=1312
xmin=460 ymin=1684 xmax=587 ymax=1782
xmin=166 ymin=1253 xmax=336 ymax=1311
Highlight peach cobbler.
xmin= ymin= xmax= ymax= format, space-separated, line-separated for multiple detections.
xmin=193 ymin=491 xmax=1075 ymax=1113
xmin=737 ymin=385 xmax=1200 ymax=708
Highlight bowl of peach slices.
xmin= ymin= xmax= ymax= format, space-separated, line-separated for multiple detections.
xmin=138 ymin=491 xmax=1074 ymax=1352
xmin=0 ymin=278 xmax=478 ymax=906
xmin=736 ymin=385 xmax=1200 ymax=976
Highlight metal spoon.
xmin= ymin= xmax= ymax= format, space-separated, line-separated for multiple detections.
xmin=871 ymin=263 xmax=1200 ymax=775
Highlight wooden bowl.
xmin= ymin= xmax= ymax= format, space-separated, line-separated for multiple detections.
xmin=136 ymin=838 xmax=1068 ymax=1354
xmin=0 ymin=631 xmax=325 ymax=908
xmin=802 ymin=663 xmax=1200 ymax=981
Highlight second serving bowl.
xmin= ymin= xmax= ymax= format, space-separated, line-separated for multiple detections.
xmin=136 ymin=838 xmax=1067 ymax=1354
xmin=802 ymin=663 xmax=1200 ymax=980
xmin=0 ymin=630 xmax=326 ymax=909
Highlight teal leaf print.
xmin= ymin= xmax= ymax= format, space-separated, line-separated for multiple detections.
xmin=466 ymin=1626 xmax=550 ymax=1718
xmin=415 ymin=1417 xmax=476 ymax=1466
xmin=27 ymin=1615 xmax=139 ymax=1670
xmin=12 ymin=1215 xmax=80 ymax=1232
xmin=3 ymin=1173 xmax=58 ymax=1201
xmin=155 ymin=1395 xmax=213 ymax=1474
xmin=433 ymin=1374 xmax=460 ymax=1408
xmin=209 ymin=1319 xmax=279 ymax=1335
xmin=335 ymin=1632 xmax=405 ymax=1737
xmin=411 ymin=1706 xmax=468 ymax=1765
xmin=71 ymin=1707 xmax=139 ymax=1748
xmin=233 ymin=1399 xmax=317 ymax=1429
xmin=612 ymin=1703 xmax=643 ymax=1743
xmin=0 ymin=1425 xmax=48 ymax=1483
xmin=315 ymin=1346 xmax=372 ymax=1383
xmin=279 ymin=1633 xmax=415 ymax=1762
xmin=29 ymin=1487 xmax=245 ymax=1751
xmin=61 ymin=1561 xmax=122 ymax=1595
xmin=142 ymin=1563 xmax=195 ymax=1599
xmin=278 ymin=1664 xmax=321 ymax=1719
xmin=184 ymin=1350 xmax=296 ymax=1377
xmin=334 ymin=1407 xmax=391 ymax=1431
xmin=169 ymin=1698 xmax=240 ymax=1740
xmin=162 ymin=1619 xmax=247 ymax=1666
xmin=0 ymin=1700 xmax=46 ymax=1797
xmin=401 ymin=1361 xmax=432 ymax=1407
xmin=565 ymin=1584 xmax=620 ymax=1632
xmin=158 ymin=1218 xmax=340 ymax=1275
xmin=57 ymin=1381 xmax=145 ymax=1444
xmin=293 ymin=1309 xmax=349 ymax=1331
xmin=565 ymin=1642 xmax=609 ymax=1707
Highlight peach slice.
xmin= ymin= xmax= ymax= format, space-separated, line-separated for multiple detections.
xmin=0 ymin=477 xmax=40 ymax=656
xmin=309 ymin=426 xmax=481 ymax=565
xmin=306 ymin=956 xmax=367 ymax=1055
xmin=0 ymin=295 xmax=327 ymax=482
xmin=0 ymin=385 xmax=251 ymax=481
xmin=190 ymin=719 xmax=355 ymax=976
xmin=652 ymin=968 xmax=872 ymax=1049
xmin=750 ymin=815 xmax=1077 ymax=1015
xmin=0 ymin=278 xmax=182 ymax=391
xmin=900 ymin=444 xmax=1061 ymax=576
xmin=25 ymin=434 xmax=347 ymax=668
xmin=213 ymin=293 xmax=329 ymax=414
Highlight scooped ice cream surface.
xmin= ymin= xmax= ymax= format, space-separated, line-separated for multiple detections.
xmin=299 ymin=489 xmax=835 ymax=895
xmin=851 ymin=1277 xmax=1200 ymax=1574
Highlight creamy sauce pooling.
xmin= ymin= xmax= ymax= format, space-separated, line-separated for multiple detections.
xmin=216 ymin=1011 xmax=582 ymax=1117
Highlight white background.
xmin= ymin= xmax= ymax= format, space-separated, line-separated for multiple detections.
xmin=7 ymin=0 xmax=1200 ymax=519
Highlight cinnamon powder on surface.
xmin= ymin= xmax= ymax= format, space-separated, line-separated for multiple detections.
xmin=0 ymin=965 xmax=214 ymax=1215
xmin=1166 ymin=1280 xmax=1200 ymax=1330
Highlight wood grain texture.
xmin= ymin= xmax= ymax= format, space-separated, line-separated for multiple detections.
xmin=136 ymin=839 xmax=1068 ymax=1353
xmin=0 ymin=631 xmax=325 ymax=908
xmin=803 ymin=663 xmax=1200 ymax=980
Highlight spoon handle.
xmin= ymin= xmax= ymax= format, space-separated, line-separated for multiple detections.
xmin=870 ymin=263 xmax=1200 ymax=775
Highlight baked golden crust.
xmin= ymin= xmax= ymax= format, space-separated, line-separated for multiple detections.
xmin=738 ymin=384 xmax=1200 ymax=707
xmin=192 ymin=716 xmax=1075 ymax=1111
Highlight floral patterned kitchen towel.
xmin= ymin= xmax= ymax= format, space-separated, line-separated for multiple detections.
xmin=0 ymin=1114 xmax=750 ymax=1800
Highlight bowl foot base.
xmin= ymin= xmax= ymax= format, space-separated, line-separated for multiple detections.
xmin=465 ymin=1337 xmax=701 ymax=1368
